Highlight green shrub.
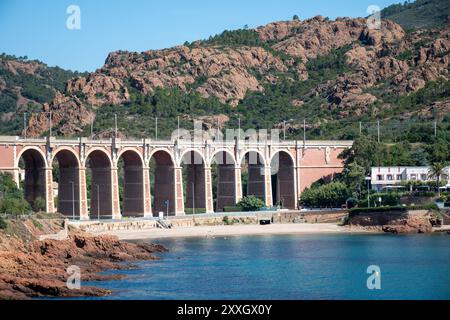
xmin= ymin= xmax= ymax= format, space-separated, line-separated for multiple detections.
xmin=300 ymin=182 xmax=350 ymax=208
xmin=0 ymin=217 xmax=7 ymax=229
xmin=0 ymin=197 xmax=31 ymax=215
xmin=237 ymin=195 xmax=265 ymax=212
xmin=349 ymin=206 xmax=407 ymax=216
xmin=32 ymin=196 xmax=46 ymax=212
xmin=223 ymin=216 xmax=234 ymax=225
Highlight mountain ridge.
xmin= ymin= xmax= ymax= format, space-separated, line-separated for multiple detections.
xmin=0 ymin=0 xmax=449 ymax=141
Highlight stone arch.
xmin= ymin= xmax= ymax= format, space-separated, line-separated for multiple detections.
xmin=52 ymin=148 xmax=80 ymax=218
xmin=209 ymin=149 xmax=236 ymax=167
xmin=149 ymin=150 xmax=175 ymax=216
xmin=83 ymin=147 xmax=113 ymax=168
xmin=116 ymin=148 xmax=145 ymax=168
xmin=179 ymin=148 xmax=206 ymax=167
xmin=117 ymin=149 xmax=145 ymax=217
xmin=270 ymin=150 xmax=296 ymax=209
xmin=240 ymin=150 xmax=266 ymax=202
xmin=181 ymin=150 xmax=206 ymax=214
xmin=16 ymin=147 xmax=47 ymax=210
xmin=85 ymin=149 xmax=113 ymax=218
xmin=210 ymin=150 xmax=236 ymax=212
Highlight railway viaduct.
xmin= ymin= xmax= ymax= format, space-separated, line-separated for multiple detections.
xmin=0 ymin=135 xmax=352 ymax=220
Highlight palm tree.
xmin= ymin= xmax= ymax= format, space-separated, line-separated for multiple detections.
xmin=428 ymin=162 xmax=446 ymax=197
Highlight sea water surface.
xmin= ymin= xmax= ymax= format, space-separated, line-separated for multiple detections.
xmin=80 ymin=234 xmax=450 ymax=300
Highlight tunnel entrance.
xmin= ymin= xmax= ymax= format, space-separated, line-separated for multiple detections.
xmin=86 ymin=150 xmax=112 ymax=219
xmin=150 ymin=150 xmax=175 ymax=216
xmin=270 ymin=151 xmax=296 ymax=209
xmin=52 ymin=150 xmax=80 ymax=218
xmin=182 ymin=151 xmax=206 ymax=214
xmin=18 ymin=149 xmax=47 ymax=211
xmin=211 ymin=151 xmax=236 ymax=212
xmin=241 ymin=151 xmax=266 ymax=203
xmin=118 ymin=151 xmax=144 ymax=217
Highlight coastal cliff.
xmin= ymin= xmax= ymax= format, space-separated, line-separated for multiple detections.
xmin=0 ymin=217 xmax=166 ymax=300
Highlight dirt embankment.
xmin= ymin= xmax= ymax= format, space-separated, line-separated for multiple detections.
xmin=0 ymin=217 xmax=166 ymax=300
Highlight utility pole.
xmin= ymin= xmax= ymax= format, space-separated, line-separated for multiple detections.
xmin=192 ymin=182 xmax=195 ymax=216
xmin=23 ymin=113 xmax=27 ymax=139
xmin=49 ymin=111 xmax=52 ymax=137
xmin=114 ymin=114 xmax=117 ymax=139
xmin=90 ymin=121 xmax=93 ymax=139
xmin=303 ymin=119 xmax=306 ymax=146
xmin=155 ymin=117 xmax=158 ymax=140
xmin=70 ymin=181 xmax=75 ymax=221
xmin=283 ymin=121 xmax=286 ymax=141
xmin=434 ymin=121 xmax=437 ymax=137
xmin=96 ymin=184 xmax=100 ymax=221
xmin=359 ymin=121 xmax=362 ymax=135
xmin=177 ymin=116 xmax=180 ymax=140
xmin=238 ymin=117 xmax=241 ymax=141
xmin=377 ymin=120 xmax=380 ymax=143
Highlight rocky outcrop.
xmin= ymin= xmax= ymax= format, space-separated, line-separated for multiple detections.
xmin=26 ymin=92 xmax=95 ymax=137
xmin=0 ymin=218 xmax=167 ymax=299
xmin=349 ymin=209 xmax=434 ymax=233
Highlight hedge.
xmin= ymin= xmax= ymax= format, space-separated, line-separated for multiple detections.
xmin=185 ymin=208 xmax=206 ymax=214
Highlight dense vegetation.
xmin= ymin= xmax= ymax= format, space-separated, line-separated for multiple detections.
xmin=0 ymin=173 xmax=31 ymax=215
xmin=0 ymin=53 xmax=86 ymax=135
xmin=381 ymin=0 xmax=450 ymax=30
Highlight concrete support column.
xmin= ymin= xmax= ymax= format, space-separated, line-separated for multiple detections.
xmin=45 ymin=168 xmax=55 ymax=213
xmin=111 ymin=167 xmax=122 ymax=219
xmin=264 ymin=166 xmax=273 ymax=207
xmin=78 ymin=167 xmax=89 ymax=220
xmin=235 ymin=166 xmax=242 ymax=204
xmin=174 ymin=166 xmax=185 ymax=216
xmin=205 ymin=166 xmax=214 ymax=213
xmin=143 ymin=167 xmax=152 ymax=217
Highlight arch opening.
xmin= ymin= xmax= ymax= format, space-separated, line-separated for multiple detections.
xmin=181 ymin=151 xmax=206 ymax=214
xmin=52 ymin=150 xmax=80 ymax=218
xmin=270 ymin=151 xmax=296 ymax=209
xmin=86 ymin=150 xmax=112 ymax=218
xmin=241 ymin=151 xmax=266 ymax=202
xmin=118 ymin=151 xmax=144 ymax=217
xmin=211 ymin=151 xmax=236 ymax=212
xmin=150 ymin=150 xmax=175 ymax=216
xmin=18 ymin=149 xmax=47 ymax=211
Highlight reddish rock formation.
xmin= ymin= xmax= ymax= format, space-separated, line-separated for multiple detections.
xmin=0 ymin=218 xmax=166 ymax=299
xmin=349 ymin=209 xmax=435 ymax=233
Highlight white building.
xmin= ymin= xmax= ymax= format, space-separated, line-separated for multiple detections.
xmin=371 ymin=166 xmax=450 ymax=191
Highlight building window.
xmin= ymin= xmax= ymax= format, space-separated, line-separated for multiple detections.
xmin=396 ymin=174 xmax=402 ymax=180
xmin=377 ymin=175 xmax=383 ymax=181
xmin=421 ymin=174 xmax=427 ymax=181
xmin=410 ymin=174 xmax=417 ymax=180
xmin=387 ymin=174 xmax=393 ymax=181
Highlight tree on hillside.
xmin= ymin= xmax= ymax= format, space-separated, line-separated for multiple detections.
xmin=339 ymin=136 xmax=387 ymax=174
xmin=427 ymin=138 xmax=449 ymax=163
xmin=428 ymin=162 xmax=446 ymax=197
xmin=293 ymin=14 xmax=300 ymax=20
xmin=341 ymin=162 xmax=365 ymax=197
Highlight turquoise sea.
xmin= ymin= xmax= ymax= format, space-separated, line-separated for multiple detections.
xmin=78 ymin=234 xmax=450 ymax=300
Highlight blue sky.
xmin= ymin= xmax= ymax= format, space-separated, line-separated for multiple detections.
xmin=0 ymin=0 xmax=401 ymax=72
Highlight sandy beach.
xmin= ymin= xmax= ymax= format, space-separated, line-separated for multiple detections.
xmin=93 ymin=223 xmax=371 ymax=240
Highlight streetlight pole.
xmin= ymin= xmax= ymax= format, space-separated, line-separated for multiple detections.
xmin=192 ymin=182 xmax=195 ymax=216
xmin=69 ymin=181 xmax=75 ymax=221
xmin=96 ymin=184 xmax=100 ymax=221
xmin=365 ymin=177 xmax=371 ymax=208
xmin=166 ymin=200 xmax=169 ymax=222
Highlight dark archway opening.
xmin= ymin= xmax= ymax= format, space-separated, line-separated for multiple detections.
xmin=86 ymin=150 xmax=112 ymax=219
xmin=150 ymin=151 xmax=175 ymax=216
xmin=52 ymin=150 xmax=80 ymax=218
xmin=211 ymin=151 xmax=236 ymax=212
xmin=118 ymin=151 xmax=144 ymax=217
xmin=19 ymin=149 xmax=47 ymax=211
xmin=182 ymin=151 xmax=206 ymax=214
xmin=241 ymin=152 xmax=266 ymax=202
xmin=270 ymin=152 xmax=296 ymax=209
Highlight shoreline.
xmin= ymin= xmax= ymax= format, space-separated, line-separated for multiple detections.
xmin=92 ymin=223 xmax=377 ymax=241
